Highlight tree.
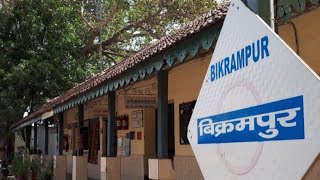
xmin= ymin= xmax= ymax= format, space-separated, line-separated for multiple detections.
xmin=0 ymin=0 xmax=91 ymax=135
xmin=0 ymin=0 xmax=217 ymax=138
xmin=80 ymin=0 xmax=217 ymax=66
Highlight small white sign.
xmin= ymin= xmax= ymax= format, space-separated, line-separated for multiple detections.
xmin=125 ymin=96 xmax=157 ymax=109
xmin=188 ymin=0 xmax=320 ymax=179
xmin=131 ymin=110 xmax=143 ymax=128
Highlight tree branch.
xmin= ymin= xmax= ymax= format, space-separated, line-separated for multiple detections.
xmin=103 ymin=50 xmax=126 ymax=58
xmin=136 ymin=25 xmax=161 ymax=39
xmin=100 ymin=1 xmax=119 ymax=27
xmin=79 ymin=1 xmax=120 ymax=55
xmin=109 ymin=48 xmax=139 ymax=54
xmin=79 ymin=11 xmax=94 ymax=30
xmin=104 ymin=54 xmax=117 ymax=64
xmin=82 ymin=20 xmax=145 ymax=55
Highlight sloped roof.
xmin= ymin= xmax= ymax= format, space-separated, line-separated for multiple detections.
xmin=12 ymin=1 xmax=230 ymax=129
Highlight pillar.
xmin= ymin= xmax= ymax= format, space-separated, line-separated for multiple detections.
xmin=44 ymin=120 xmax=49 ymax=155
xmin=33 ymin=122 xmax=38 ymax=153
xmin=77 ymin=104 xmax=84 ymax=156
xmin=157 ymin=70 xmax=168 ymax=159
xmin=58 ymin=112 xmax=64 ymax=155
xmin=106 ymin=91 xmax=116 ymax=157
xmin=25 ymin=125 xmax=31 ymax=151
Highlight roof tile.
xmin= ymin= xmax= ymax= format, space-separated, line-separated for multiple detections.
xmin=13 ymin=1 xmax=230 ymax=128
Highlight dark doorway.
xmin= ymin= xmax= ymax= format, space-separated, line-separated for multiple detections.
xmin=155 ymin=103 xmax=175 ymax=160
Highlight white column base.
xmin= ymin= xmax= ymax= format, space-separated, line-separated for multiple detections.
xmin=72 ymin=156 xmax=87 ymax=180
xmin=148 ymin=159 xmax=176 ymax=180
xmin=54 ymin=155 xmax=67 ymax=180
xmin=100 ymin=157 xmax=107 ymax=180
xmin=106 ymin=157 xmax=121 ymax=180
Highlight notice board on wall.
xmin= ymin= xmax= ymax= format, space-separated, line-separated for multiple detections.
xmin=125 ymin=96 xmax=157 ymax=109
xmin=131 ymin=110 xmax=143 ymax=128
xmin=117 ymin=137 xmax=130 ymax=157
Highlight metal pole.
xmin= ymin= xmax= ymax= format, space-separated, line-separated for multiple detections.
xmin=107 ymin=91 xmax=116 ymax=157
xmin=157 ymin=70 xmax=168 ymax=159
xmin=96 ymin=0 xmax=103 ymax=71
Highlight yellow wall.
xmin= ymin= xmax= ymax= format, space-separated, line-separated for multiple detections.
xmin=116 ymin=76 xmax=157 ymax=156
xmin=64 ymin=107 xmax=77 ymax=125
xmin=279 ymin=7 xmax=320 ymax=179
xmin=59 ymin=6 xmax=320 ymax=159
xmin=278 ymin=7 xmax=320 ymax=74
xmin=84 ymin=95 xmax=108 ymax=120
xmin=63 ymin=107 xmax=77 ymax=155
xmin=168 ymin=55 xmax=211 ymax=156
xmin=169 ymin=7 xmax=320 ymax=156
xmin=113 ymin=57 xmax=211 ymax=157
xmin=14 ymin=132 xmax=26 ymax=153
xmin=62 ymin=96 xmax=108 ymax=156
xmin=110 ymin=55 xmax=212 ymax=157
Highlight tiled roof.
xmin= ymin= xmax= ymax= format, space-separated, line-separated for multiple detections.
xmin=12 ymin=1 xmax=229 ymax=128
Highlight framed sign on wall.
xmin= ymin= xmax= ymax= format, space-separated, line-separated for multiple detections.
xmin=131 ymin=110 xmax=143 ymax=128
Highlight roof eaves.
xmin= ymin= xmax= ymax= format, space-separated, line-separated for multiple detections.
xmin=12 ymin=1 xmax=230 ymax=129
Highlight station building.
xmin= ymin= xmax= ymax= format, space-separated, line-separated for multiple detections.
xmin=12 ymin=1 xmax=320 ymax=179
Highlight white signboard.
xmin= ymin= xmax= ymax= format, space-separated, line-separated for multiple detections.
xmin=131 ymin=110 xmax=143 ymax=128
xmin=125 ymin=96 xmax=157 ymax=109
xmin=188 ymin=0 xmax=320 ymax=179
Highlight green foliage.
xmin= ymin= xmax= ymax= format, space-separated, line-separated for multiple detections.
xmin=0 ymin=0 xmax=217 ymax=134
xmin=81 ymin=0 xmax=218 ymax=64
xmin=11 ymin=149 xmax=30 ymax=177
xmin=31 ymin=155 xmax=54 ymax=180
xmin=37 ymin=159 xmax=54 ymax=180
xmin=30 ymin=155 xmax=41 ymax=174
xmin=0 ymin=0 xmax=92 ymax=134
